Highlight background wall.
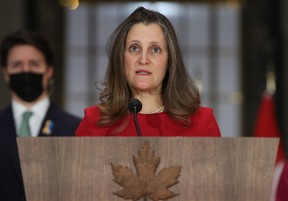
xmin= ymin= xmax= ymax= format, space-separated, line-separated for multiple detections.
xmin=0 ymin=0 xmax=25 ymax=107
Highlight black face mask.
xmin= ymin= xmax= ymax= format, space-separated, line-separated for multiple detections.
xmin=9 ymin=72 xmax=44 ymax=102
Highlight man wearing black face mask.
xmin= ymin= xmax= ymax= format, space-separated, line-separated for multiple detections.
xmin=0 ymin=30 xmax=81 ymax=201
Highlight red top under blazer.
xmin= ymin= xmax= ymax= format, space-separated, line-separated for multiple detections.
xmin=75 ymin=106 xmax=221 ymax=137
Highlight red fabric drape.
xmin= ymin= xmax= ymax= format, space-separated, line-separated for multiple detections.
xmin=253 ymin=94 xmax=284 ymax=164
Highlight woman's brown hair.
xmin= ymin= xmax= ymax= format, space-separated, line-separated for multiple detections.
xmin=98 ymin=7 xmax=200 ymax=133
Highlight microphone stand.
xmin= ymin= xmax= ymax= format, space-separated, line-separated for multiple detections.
xmin=133 ymin=106 xmax=142 ymax=136
xmin=128 ymin=98 xmax=142 ymax=136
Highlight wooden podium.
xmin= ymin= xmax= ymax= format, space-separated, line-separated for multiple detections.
xmin=17 ymin=137 xmax=278 ymax=201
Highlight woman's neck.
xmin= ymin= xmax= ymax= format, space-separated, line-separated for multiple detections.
xmin=135 ymin=93 xmax=164 ymax=114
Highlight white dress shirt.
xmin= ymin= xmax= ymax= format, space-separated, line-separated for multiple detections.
xmin=12 ymin=97 xmax=50 ymax=137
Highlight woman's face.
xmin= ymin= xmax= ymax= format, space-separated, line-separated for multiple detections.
xmin=124 ymin=23 xmax=168 ymax=95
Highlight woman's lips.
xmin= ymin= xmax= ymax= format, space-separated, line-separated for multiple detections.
xmin=136 ymin=70 xmax=151 ymax=75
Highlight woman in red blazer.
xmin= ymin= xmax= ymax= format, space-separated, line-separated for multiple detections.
xmin=76 ymin=7 xmax=221 ymax=137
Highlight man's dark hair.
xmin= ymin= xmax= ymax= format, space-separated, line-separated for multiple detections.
xmin=0 ymin=30 xmax=54 ymax=67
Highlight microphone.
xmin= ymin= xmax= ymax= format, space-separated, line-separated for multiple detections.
xmin=128 ymin=98 xmax=142 ymax=136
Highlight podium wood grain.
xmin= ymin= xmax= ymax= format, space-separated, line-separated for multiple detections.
xmin=17 ymin=137 xmax=278 ymax=201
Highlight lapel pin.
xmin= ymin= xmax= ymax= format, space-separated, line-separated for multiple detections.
xmin=42 ymin=120 xmax=54 ymax=135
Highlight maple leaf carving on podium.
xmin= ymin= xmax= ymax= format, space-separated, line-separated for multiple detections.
xmin=111 ymin=141 xmax=181 ymax=201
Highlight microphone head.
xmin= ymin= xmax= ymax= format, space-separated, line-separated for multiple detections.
xmin=128 ymin=98 xmax=142 ymax=114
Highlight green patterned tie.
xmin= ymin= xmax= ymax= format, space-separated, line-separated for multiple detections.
xmin=18 ymin=111 xmax=33 ymax=137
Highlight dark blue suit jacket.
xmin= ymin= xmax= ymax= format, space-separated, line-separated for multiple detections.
xmin=0 ymin=102 xmax=81 ymax=201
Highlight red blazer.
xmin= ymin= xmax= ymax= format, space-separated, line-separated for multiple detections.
xmin=76 ymin=106 xmax=221 ymax=137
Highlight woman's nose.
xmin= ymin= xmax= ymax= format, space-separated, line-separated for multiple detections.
xmin=139 ymin=51 xmax=150 ymax=65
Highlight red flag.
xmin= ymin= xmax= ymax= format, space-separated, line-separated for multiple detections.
xmin=253 ymin=94 xmax=284 ymax=164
